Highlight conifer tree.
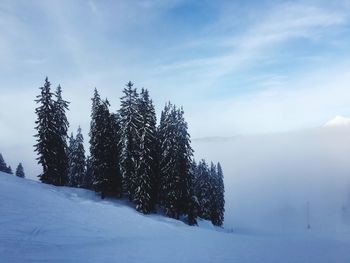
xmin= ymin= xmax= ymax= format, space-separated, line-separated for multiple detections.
xmin=52 ymin=85 xmax=69 ymax=186
xmin=89 ymin=92 xmax=122 ymax=198
xmin=0 ymin=153 xmax=9 ymax=173
xmin=119 ymin=81 xmax=142 ymax=200
xmin=34 ymin=79 xmax=70 ymax=186
xmin=134 ymin=88 xmax=157 ymax=213
xmin=187 ymin=160 xmax=199 ymax=225
xmin=82 ymin=156 xmax=94 ymax=190
xmin=68 ymin=127 xmax=86 ymax=187
xmin=209 ymin=162 xmax=220 ymax=225
xmin=15 ymin=163 xmax=25 ymax=178
xmin=195 ymin=159 xmax=212 ymax=220
xmin=105 ymin=112 xmax=122 ymax=197
xmin=89 ymin=89 xmax=104 ymax=195
xmin=159 ymin=103 xmax=193 ymax=219
xmin=90 ymin=97 xmax=109 ymax=197
xmin=6 ymin=166 xmax=13 ymax=175
xmin=214 ymin=162 xmax=225 ymax=226
xmin=34 ymin=78 xmax=58 ymax=184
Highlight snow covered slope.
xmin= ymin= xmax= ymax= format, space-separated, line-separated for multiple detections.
xmin=0 ymin=172 xmax=350 ymax=262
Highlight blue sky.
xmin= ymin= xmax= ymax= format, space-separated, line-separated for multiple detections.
xmin=1 ymin=0 xmax=350 ymax=174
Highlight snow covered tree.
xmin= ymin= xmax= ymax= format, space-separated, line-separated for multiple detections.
xmin=34 ymin=79 xmax=70 ymax=186
xmin=187 ymin=160 xmax=199 ymax=225
xmin=133 ymin=88 xmax=157 ymax=213
xmin=67 ymin=127 xmax=86 ymax=187
xmin=82 ymin=156 xmax=94 ymax=190
xmin=105 ymin=112 xmax=123 ymax=197
xmin=159 ymin=103 xmax=194 ymax=219
xmin=89 ymin=90 xmax=122 ymax=198
xmin=193 ymin=160 xmax=225 ymax=226
xmin=195 ymin=159 xmax=212 ymax=220
xmin=213 ymin=162 xmax=225 ymax=226
xmin=52 ymin=85 xmax=70 ymax=186
xmin=0 ymin=154 xmax=9 ymax=173
xmin=209 ymin=162 xmax=220 ymax=225
xmin=6 ymin=166 xmax=13 ymax=175
xmin=119 ymin=81 xmax=142 ymax=200
xmin=34 ymin=78 xmax=58 ymax=184
xmin=89 ymin=89 xmax=104 ymax=196
xmin=15 ymin=163 xmax=25 ymax=178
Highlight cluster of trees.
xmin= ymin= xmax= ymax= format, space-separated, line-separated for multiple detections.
xmin=34 ymin=78 xmax=225 ymax=226
xmin=193 ymin=160 xmax=225 ymax=226
xmin=0 ymin=153 xmax=25 ymax=178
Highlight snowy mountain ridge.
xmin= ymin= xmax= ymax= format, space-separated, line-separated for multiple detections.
xmin=324 ymin=115 xmax=350 ymax=127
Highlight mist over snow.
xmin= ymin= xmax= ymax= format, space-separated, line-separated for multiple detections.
xmin=193 ymin=124 xmax=350 ymax=234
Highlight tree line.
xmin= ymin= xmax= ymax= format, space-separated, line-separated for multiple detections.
xmin=0 ymin=153 xmax=25 ymax=178
xmin=34 ymin=77 xmax=225 ymax=226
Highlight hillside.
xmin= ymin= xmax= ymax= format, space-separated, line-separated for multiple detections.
xmin=0 ymin=172 xmax=349 ymax=262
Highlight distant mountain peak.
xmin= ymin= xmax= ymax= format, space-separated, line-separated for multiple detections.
xmin=324 ymin=115 xmax=350 ymax=127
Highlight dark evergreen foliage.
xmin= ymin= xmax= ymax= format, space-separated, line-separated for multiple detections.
xmin=34 ymin=78 xmax=55 ymax=183
xmin=193 ymin=160 xmax=225 ymax=226
xmin=214 ymin=162 xmax=225 ymax=226
xmin=31 ymin=78 xmax=225 ymax=226
xmin=0 ymin=153 xmax=9 ymax=173
xmin=89 ymin=90 xmax=122 ymax=198
xmin=195 ymin=159 xmax=212 ymax=220
xmin=52 ymin=85 xmax=70 ymax=185
xmin=7 ymin=166 xmax=13 ymax=175
xmin=105 ymin=112 xmax=123 ymax=197
xmin=15 ymin=163 xmax=25 ymax=178
xmin=67 ymin=127 xmax=86 ymax=187
xmin=133 ymin=88 xmax=157 ymax=213
xmin=82 ymin=156 xmax=94 ymax=190
xmin=119 ymin=81 xmax=142 ymax=201
xmin=187 ymin=159 xmax=199 ymax=225
xmin=158 ymin=103 xmax=193 ymax=219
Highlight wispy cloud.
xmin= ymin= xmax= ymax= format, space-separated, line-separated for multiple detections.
xmin=154 ymin=1 xmax=349 ymax=79
xmin=1 ymin=0 xmax=350 ymax=176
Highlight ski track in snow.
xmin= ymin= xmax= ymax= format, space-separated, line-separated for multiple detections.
xmin=0 ymin=172 xmax=350 ymax=262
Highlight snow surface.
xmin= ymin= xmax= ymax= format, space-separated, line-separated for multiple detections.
xmin=1 ymin=171 xmax=350 ymax=262
xmin=324 ymin=115 xmax=350 ymax=127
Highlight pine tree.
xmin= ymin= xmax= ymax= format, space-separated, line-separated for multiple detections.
xmin=90 ymin=97 xmax=109 ymax=197
xmin=82 ymin=156 xmax=94 ymax=190
xmin=89 ymin=89 xmax=104 ymax=196
xmin=34 ymin=78 xmax=58 ymax=184
xmin=6 ymin=166 xmax=13 ymax=175
xmin=195 ymin=159 xmax=212 ymax=220
xmin=119 ymin=81 xmax=142 ymax=201
xmin=105 ymin=112 xmax=122 ymax=197
xmin=209 ymin=162 xmax=220 ymax=225
xmin=89 ymin=92 xmax=122 ymax=198
xmin=15 ymin=163 xmax=25 ymax=178
xmin=187 ymin=160 xmax=199 ymax=225
xmin=159 ymin=103 xmax=193 ymax=219
xmin=67 ymin=132 xmax=76 ymax=183
xmin=0 ymin=154 xmax=9 ymax=173
xmin=52 ymin=85 xmax=69 ymax=186
xmin=134 ymin=89 xmax=157 ymax=213
xmin=175 ymin=107 xmax=194 ymax=219
xmin=68 ymin=127 xmax=86 ymax=187
xmin=214 ymin=162 xmax=225 ymax=226
xmin=34 ymin=79 xmax=70 ymax=186
xmin=193 ymin=159 xmax=225 ymax=226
